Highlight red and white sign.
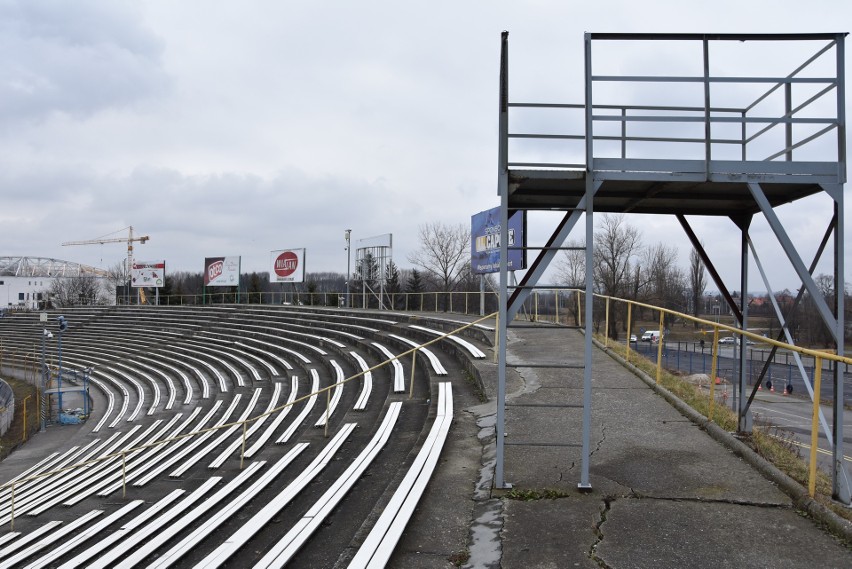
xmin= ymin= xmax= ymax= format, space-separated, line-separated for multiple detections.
xmin=269 ymin=249 xmax=305 ymax=283
xmin=204 ymin=256 xmax=241 ymax=287
xmin=131 ymin=260 xmax=166 ymax=288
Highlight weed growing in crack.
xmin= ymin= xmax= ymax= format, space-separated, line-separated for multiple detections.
xmin=505 ymin=488 xmax=573 ymax=501
xmin=448 ymin=550 xmax=470 ymax=567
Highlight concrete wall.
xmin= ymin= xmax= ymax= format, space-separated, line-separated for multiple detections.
xmin=0 ymin=379 xmax=14 ymax=437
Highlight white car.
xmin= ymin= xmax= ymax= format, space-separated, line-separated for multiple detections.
xmin=719 ymin=336 xmax=736 ymax=344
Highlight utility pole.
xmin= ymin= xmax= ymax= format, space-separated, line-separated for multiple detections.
xmin=345 ymin=229 xmax=352 ymax=308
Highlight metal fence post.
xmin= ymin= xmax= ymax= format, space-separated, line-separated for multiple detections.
xmin=324 ymin=389 xmax=331 ymax=438
xmin=409 ymin=350 xmax=418 ymax=399
xmin=709 ymin=328 xmax=720 ymax=420
xmin=240 ymin=420 xmax=248 ymax=469
xmin=656 ymin=311 xmax=665 ymax=384
xmin=10 ymin=482 xmax=15 ymax=531
xmin=809 ymin=357 xmax=823 ymax=497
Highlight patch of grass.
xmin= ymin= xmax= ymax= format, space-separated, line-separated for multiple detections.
xmin=615 ymin=342 xmax=737 ymax=430
xmin=447 ymin=550 xmax=470 ymax=567
xmin=0 ymin=377 xmax=38 ymax=460
xmin=506 ymin=488 xmax=573 ymax=501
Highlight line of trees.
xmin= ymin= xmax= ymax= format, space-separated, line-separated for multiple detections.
xmin=39 ymin=216 xmax=851 ymax=346
xmin=555 ymin=214 xmax=850 ymax=346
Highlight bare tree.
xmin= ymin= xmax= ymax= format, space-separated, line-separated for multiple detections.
xmin=556 ymin=239 xmax=586 ymax=287
xmin=688 ymin=247 xmax=707 ymax=326
xmin=49 ymin=276 xmax=111 ymax=307
xmin=594 ymin=215 xmax=641 ymax=297
xmin=594 ymin=215 xmax=642 ymax=338
xmin=408 ymin=222 xmax=470 ymax=294
xmin=556 ymin=239 xmax=586 ymax=325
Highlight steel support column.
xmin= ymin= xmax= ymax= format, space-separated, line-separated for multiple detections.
xmin=748 ymin=182 xmax=849 ymax=504
xmin=578 ymin=31 xmax=595 ymax=491
xmin=495 ymin=31 xmax=510 ymax=489
xmin=832 ymin=198 xmax=849 ymax=503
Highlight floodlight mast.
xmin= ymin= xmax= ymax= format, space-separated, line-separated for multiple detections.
xmin=61 ymin=226 xmax=150 ymax=304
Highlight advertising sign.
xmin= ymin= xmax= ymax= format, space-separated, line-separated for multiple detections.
xmin=204 ymin=256 xmax=241 ymax=287
xmin=471 ymin=207 xmax=526 ymax=274
xmin=269 ymin=248 xmax=306 ymax=283
xmin=131 ymin=260 xmax=166 ymax=288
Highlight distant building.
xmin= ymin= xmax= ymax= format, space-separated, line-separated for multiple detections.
xmin=0 ymin=256 xmax=111 ymax=310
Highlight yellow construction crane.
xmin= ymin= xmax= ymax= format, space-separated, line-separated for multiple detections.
xmin=62 ymin=226 xmax=150 ymax=302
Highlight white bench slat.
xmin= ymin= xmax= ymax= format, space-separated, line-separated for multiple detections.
xmin=0 ymin=433 xmax=127 ymax=522
xmin=350 ymin=351 xmax=372 ymax=410
xmin=314 ymin=360 xmax=344 ymax=427
xmin=89 ymin=407 xmax=203 ymax=498
xmin=160 ymin=349 xmax=222 ymax=393
xmin=169 ymin=346 xmax=238 ymax=390
xmin=388 ymin=334 xmax=448 ymax=375
xmin=194 ymin=337 xmax=276 ymax=376
xmin=25 ymin=422 xmax=160 ymax=517
xmin=112 ymin=362 xmax=161 ymax=415
xmin=84 ymin=478 xmax=221 ymax=569
xmin=87 ymin=376 xmax=116 ymax=432
xmin=181 ymin=339 xmax=261 ymax=384
xmin=0 ymin=510 xmax=102 ymax=569
xmin=408 ymin=324 xmax=487 ymax=358
xmin=170 ymin=388 xmax=262 ymax=478
xmin=56 ymin=489 xmax=186 ymax=569
xmin=112 ymin=463 xmax=266 ymax=569
xmin=146 ymin=443 xmax=308 ymax=569
xmin=158 ymin=353 xmax=210 ymax=399
xmin=132 ymin=399 xmax=231 ymax=487
xmin=207 ymin=383 xmax=283 ymax=469
xmin=276 ymin=370 xmax=319 ymax=444
xmin=193 ymin=423 xmax=357 ymax=569
xmin=245 ymin=376 xmax=298 ymax=458
xmin=138 ymin=355 xmax=193 ymax=404
xmin=23 ymin=500 xmax=143 ymax=569
xmin=348 ymin=383 xmax=454 ymax=569
xmin=235 ymin=341 xmax=294 ymax=370
xmin=255 ymin=402 xmax=402 ymax=568
xmin=372 ymin=342 xmax=405 ymax=392
xmin=0 ymin=521 xmax=62 ymax=561
xmin=64 ymin=411 xmax=196 ymax=505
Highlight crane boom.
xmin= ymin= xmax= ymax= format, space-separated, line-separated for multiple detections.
xmin=60 ymin=226 xmax=150 ymax=304
xmin=62 ymin=235 xmax=149 ymax=246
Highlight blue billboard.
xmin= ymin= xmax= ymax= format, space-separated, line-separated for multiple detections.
xmin=471 ymin=206 xmax=525 ymax=274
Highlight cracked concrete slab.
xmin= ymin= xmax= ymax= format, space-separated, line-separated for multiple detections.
xmin=464 ymin=321 xmax=851 ymax=567
xmin=595 ymin=498 xmax=852 ymax=569
xmin=502 ymin=497 xmax=602 ymax=569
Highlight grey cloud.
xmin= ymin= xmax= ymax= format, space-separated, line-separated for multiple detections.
xmin=0 ymin=0 xmax=170 ymax=123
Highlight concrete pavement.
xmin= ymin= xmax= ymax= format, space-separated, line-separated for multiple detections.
xmin=460 ymin=322 xmax=851 ymax=568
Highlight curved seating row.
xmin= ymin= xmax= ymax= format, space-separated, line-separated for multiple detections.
xmin=0 ymin=305 xmax=491 ymax=566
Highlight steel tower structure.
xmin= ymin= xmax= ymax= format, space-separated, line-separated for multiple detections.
xmin=495 ymin=32 xmax=849 ymax=503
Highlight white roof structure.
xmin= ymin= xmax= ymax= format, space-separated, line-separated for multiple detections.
xmin=0 ymin=256 xmax=109 ymax=278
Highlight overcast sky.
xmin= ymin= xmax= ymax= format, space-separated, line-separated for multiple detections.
xmin=1 ymin=0 xmax=849 ymax=293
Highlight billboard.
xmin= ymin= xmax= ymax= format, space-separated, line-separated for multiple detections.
xmin=471 ymin=206 xmax=525 ymax=274
xmin=204 ymin=256 xmax=241 ymax=287
xmin=269 ymin=248 xmax=306 ymax=283
xmin=131 ymin=260 xmax=165 ymax=288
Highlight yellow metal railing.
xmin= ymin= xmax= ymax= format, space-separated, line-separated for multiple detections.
xmin=0 ymin=312 xmax=497 ymax=529
xmin=578 ymin=290 xmax=851 ymax=498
